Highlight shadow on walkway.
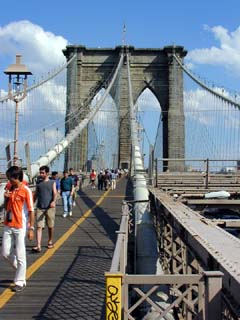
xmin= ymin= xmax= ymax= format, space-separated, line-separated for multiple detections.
xmin=35 ymin=246 xmax=111 ymax=320
xmin=35 ymin=179 xmax=133 ymax=320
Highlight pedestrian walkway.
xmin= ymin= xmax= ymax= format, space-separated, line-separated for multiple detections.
xmin=0 ymin=177 xmax=132 ymax=319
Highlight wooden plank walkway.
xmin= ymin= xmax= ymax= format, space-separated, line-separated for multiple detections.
xmin=0 ymin=177 xmax=132 ymax=320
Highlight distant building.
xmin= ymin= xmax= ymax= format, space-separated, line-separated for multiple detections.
xmin=237 ymin=160 xmax=240 ymax=171
xmin=220 ymin=167 xmax=236 ymax=173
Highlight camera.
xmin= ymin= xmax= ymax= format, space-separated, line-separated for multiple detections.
xmin=6 ymin=211 xmax=12 ymax=222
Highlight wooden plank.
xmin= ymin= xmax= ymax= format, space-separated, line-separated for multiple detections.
xmin=211 ymin=220 xmax=240 ymax=228
xmin=125 ymin=274 xmax=202 ymax=285
xmin=186 ymin=199 xmax=240 ymax=205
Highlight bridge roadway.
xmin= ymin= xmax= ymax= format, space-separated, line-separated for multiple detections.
xmin=0 ymin=177 xmax=132 ymax=320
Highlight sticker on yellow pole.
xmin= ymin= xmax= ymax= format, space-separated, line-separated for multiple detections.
xmin=105 ymin=273 xmax=122 ymax=320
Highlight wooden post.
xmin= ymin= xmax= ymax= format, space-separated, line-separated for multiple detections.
xmin=105 ymin=273 xmax=122 ymax=320
xmin=148 ymin=144 xmax=154 ymax=185
xmin=204 ymin=271 xmax=223 ymax=320
xmin=25 ymin=143 xmax=32 ymax=183
xmin=204 ymin=158 xmax=209 ymax=189
xmin=5 ymin=144 xmax=11 ymax=168
xmin=155 ymin=158 xmax=158 ymax=188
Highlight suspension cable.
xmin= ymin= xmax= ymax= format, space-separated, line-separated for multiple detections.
xmin=16 ymin=53 xmax=121 ymax=144
xmin=29 ymin=53 xmax=124 ymax=178
xmin=174 ymin=54 xmax=240 ymax=109
xmin=0 ymin=54 xmax=77 ymax=103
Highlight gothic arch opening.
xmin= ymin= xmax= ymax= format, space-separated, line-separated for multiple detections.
xmin=88 ymin=88 xmax=119 ymax=170
xmin=134 ymin=88 xmax=162 ymax=167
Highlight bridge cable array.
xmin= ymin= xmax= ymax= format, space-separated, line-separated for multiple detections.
xmin=174 ymin=54 xmax=240 ymax=109
xmin=0 ymin=53 xmax=124 ymax=205
xmin=153 ymin=53 xmax=240 ymax=171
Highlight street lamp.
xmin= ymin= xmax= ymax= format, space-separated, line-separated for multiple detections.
xmin=43 ymin=128 xmax=47 ymax=153
xmin=4 ymin=54 xmax=32 ymax=166
xmin=112 ymin=153 xmax=116 ymax=169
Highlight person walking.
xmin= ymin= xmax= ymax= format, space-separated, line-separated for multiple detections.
xmin=2 ymin=166 xmax=34 ymax=292
xmin=103 ymin=170 xmax=110 ymax=190
xmin=90 ymin=169 xmax=97 ymax=189
xmin=60 ymin=170 xmax=74 ymax=217
xmin=97 ymin=171 xmax=104 ymax=190
xmin=32 ymin=166 xmax=57 ymax=253
xmin=51 ymin=171 xmax=60 ymax=193
xmin=68 ymin=168 xmax=79 ymax=206
xmin=111 ymin=169 xmax=118 ymax=190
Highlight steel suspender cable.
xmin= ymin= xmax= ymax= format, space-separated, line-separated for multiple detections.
xmin=0 ymin=54 xmax=124 ymax=206
xmin=174 ymin=54 xmax=240 ymax=109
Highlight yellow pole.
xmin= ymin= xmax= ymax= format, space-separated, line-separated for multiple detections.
xmin=105 ymin=273 xmax=122 ymax=319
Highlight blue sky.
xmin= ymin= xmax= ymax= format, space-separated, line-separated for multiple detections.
xmin=1 ymin=0 xmax=240 ymax=89
xmin=0 ymin=0 xmax=240 ymax=168
xmin=0 ymin=0 xmax=239 ymax=47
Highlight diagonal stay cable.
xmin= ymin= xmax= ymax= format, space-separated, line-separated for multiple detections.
xmin=29 ymin=53 xmax=124 ymax=178
xmin=174 ymin=54 xmax=240 ymax=109
xmin=0 ymin=54 xmax=77 ymax=103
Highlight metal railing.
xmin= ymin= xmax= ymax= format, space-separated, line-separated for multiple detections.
xmin=109 ymin=201 xmax=130 ymax=274
xmin=149 ymin=187 xmax=240 ymax=319
xmin=105 ymin=201 xmax=224 ymax=319
xmin=105 ymin=201 xmax=130 ymax=320
xmin=154 ymin=158 xmax=240 ymax=189
xmin=123 ymin=272 xmax=223 ymax=320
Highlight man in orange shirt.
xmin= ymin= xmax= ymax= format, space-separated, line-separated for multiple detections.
xmin=2 ymin=166 xmax=34 ymax=293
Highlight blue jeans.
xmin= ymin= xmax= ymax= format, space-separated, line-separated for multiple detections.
xmin=62 ymin=191 xmax=72 ymax=214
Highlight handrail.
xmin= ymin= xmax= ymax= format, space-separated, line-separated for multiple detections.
xmin=109 ymin=201 xmax=129 ymax=273
xmin=154 ymin=157 xmax=240 ymax=189
xmin=123 ymin=271 xmax=223 ymax=320
xmin=156 ymin=158 xmax=240 ymax=162
xmin=105 ymin=201 xmax=130 ymax=320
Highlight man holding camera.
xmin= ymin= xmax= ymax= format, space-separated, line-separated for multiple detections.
xmin=2 ymin=166 xmax=34 ymax=293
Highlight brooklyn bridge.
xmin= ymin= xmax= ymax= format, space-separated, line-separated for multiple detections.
xmin=0 ymin=44 xmax=240 ymax=319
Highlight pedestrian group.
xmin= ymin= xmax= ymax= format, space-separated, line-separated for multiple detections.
xmin=1 ymin=165 xmax=122 ymax=292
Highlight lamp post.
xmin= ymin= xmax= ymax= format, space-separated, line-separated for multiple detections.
xmin=99 ymin=141 xmax=105 ymax=170
xmin=112 ymin=153 xmax=116 ymax=169
xmin=56 ymin=128 xmax=59 ymax=147
xmin=4 ymin=54 xmax=32 ymax=166
xmin=43 ymin=128 xmax=47 ymax=153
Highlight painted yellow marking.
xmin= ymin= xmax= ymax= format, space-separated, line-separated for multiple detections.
xmin=0 ymin=188 xmax=112 ymax=308
xmin=105 ymin=273 xmax=122 ymax=319
xmin=0 ymin=289 xmax=15 ymax=308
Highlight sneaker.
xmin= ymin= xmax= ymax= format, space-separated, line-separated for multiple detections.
xmin=12 ymin=284 xmax=26 ymax=293
xmin=62 ymin=213 xmax=68 ymax=218
xmin=73 ymin=201 xmax=76 ymax=207
xmin=69 ymin=211 xmax=72 ymax=217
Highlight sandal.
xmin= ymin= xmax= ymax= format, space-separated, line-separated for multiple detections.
xmin=32 ymin=247 xmax=41 ymax=253
xmin=47 ymin=243 xmax=54 ymax=249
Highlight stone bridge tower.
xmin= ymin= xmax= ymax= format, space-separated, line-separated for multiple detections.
xmin=63 ymin=45 xmax=187 ymax=171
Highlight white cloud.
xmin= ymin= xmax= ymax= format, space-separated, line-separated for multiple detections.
xmin=90 ymin=89 xmax=118 ymax=129
xmin=184 ymin=87 xmax=240 ymax=129
xmin=0 ymin=89 xmax=8 ymax=97
xmin=0 ymin=20 xmax=69 ymax=164
xmin=38 ymin=80 xmax=67 ymax=115
xmin=185 ymin=62 xmax=195 ymax=70
xmin=184 ymin=88 xmax=211 ymax=125
xmin=187 ymin=25 xmax=240 ymax=75
xmin=135 ymin=88 xmax=161 ymax=111
xmin=0 ymin=20 xmax=69 ymax=115
xmin=0 ymin=20 xmax=67 ymax=74
xmin=0 ymin=136 xmax=12 ymax=146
